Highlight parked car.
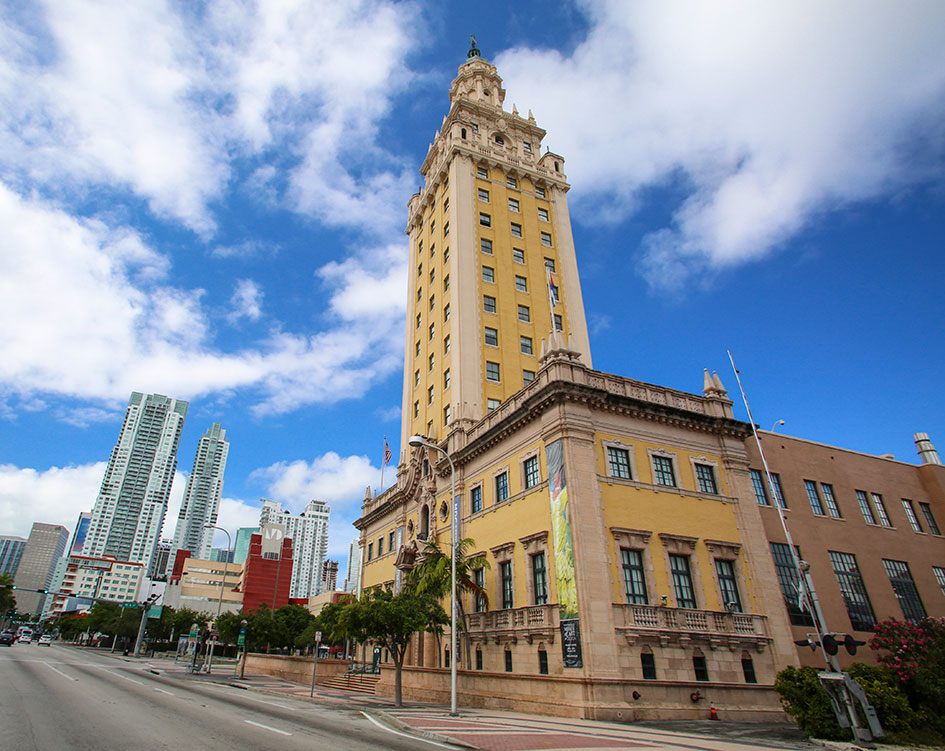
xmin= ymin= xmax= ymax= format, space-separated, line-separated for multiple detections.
xmin=38 ymin=635 xmax=53 ymax=646
xmin=0 ymin=631 xmax=15 ymax=646
xmin=17 ymin=634 xmax=31 ymax=644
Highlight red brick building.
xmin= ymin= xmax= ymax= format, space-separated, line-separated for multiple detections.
xmin=238 ymin=533 xmax=293 ymax=612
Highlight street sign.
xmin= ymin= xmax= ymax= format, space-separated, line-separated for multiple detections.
xmin=315 ymin=631 xmax=322 ymax=642
xmin=237 ymin=632 xmax=245 ymax=646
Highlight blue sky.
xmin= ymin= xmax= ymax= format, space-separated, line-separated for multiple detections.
xmin=2 ymin=1 xmax=944 ymax=577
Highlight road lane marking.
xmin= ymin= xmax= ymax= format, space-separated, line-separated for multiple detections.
xmin=201 ymin=684 xmax=295 ymax=710
xmin=360 ymin=712 xmax=457 ymax=749
xmin=244 ymin=720 xmax=292 ymax=736
xmin=154 ymin=688 xmax=174 ymax=695
xmin=98 ymin=668 xmax=144 ymax=685
xmin=45 ymin=663 xmax=78 ymax=682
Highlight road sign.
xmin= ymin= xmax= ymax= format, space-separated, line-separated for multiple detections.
xmin=315 ymin=631 xmax=322 ymax=642
xmin=237 ymin=632 xmax=245 ymax=646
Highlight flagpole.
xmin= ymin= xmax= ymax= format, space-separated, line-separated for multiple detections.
xmin=546 ymin=267 xmax=558 ymax=335
xmin=380 ymin=435 xmax=386 ymax=493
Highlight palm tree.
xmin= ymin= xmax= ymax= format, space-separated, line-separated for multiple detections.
xmin=407 ymin=537 xmax=489 ymax=669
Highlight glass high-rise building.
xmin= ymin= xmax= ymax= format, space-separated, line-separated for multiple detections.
xmin=12 ymin=523 xmax=68 ymax=614
xmin=84 ymin=392 xmax=188 ymax=570
xmin=0 ymin=535 xmax=27 ymax=577
xmin=166 ymin=422 xmax=229 ymax=573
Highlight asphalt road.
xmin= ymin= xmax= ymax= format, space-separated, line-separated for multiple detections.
xmin=0 ymin=642 xmax=458 ymax=751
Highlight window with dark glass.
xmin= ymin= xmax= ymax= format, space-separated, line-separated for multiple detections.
xmin=640 ymin=652 xmax=657 ymax=680
xmin=504 ymin=650 xmax=513 ymax=672
xmin=652 ymin=455 xmax=676 ymax=487
xmin=486 ymin=361 xmax=500 ymax=382
xmin=484 ymin=327 xmax=498 ymax=346
xmin=872 ymin=493 xmax=892 ymax=526
xmin=883 ymin=559 xmax=926 ymax=622
xmin=538 ymin=649 xmax=548 ymax=675
xmin=742 ymin=657 xmax=757 ymax=683
xmin=693 ymin=656 xmax=709 ymax=681
xmin=483 ymin=295 xmax=496 ymax=313
xmin=532 ymin=552 xmax=548 ymax=604
xmin=920 ymin=503 xmax=941 ymax=535
xmin=538 ymin=207 xmax=549 ymax=222
xmin=750 ymin=469 xmax=769 ymax=505
xmin=829 ymin=550 xmax=877 ymax=631
xmin=512 ymin=247 xmax=525 ymax=263
xmin=522 ymin=370 xmax=535 ymax=384
xmin=541 ymin=231 xmax=552 ymax=247
xmin=510 ymin=222 xmax=522 ymax=238
xmin=770 ymin=473 xmax=787 ymax=508
xmin=507 ymin=176 xmax=517 ymax=189
xmin=553 ymin=314 xmax=562 ymax=330
xmin=855 ymin=490 xmax=876 ymax=523
xmin=478 ymin=188 xmax=489 ymax=202
xmin=524 ymin=456 xmax=540 ymax=489
xmin=695 ymin=464 xmax=717 ymax=494
xmin=515 ymin=275 xmax=527 ymax=292
xmin=477 ymin=165 xmax=488 ymax=178
xmin=770 ymin=542 xmax=815 ymax=626
xmin=479 ymin=213 xmax=491 ymax=227
xmin=520 ymin=336 xmax=533 ymax=355
xmin=805 ymin=480 xmax=825 ymax=515
xmin=495 ymin=471 xmax=509 ymax=502
xmin=821 ymin=483 xmax=842 ymax=518
xmin=470 ymin=486 xmax=482 ymax=514
xmin=621 ymin=548 xmax=647 ymax=605
xmin=481 ymin=238 xmax=493 ymax=254
xmin=508 ymin=198 xmax=520 ymax=213
xmin=902 ymin=499 xmax=924 ymax=533
xmin=476 ymin=650 xmax=483 ymax=670
xmin=608 ymin=447 xmax=631 ymax=479
xmin=474 ymin=567 xmax=486 ymax=612
xmin=500 ymin=561 xmax=513 ymax=608
xmin=715 ymin=559 xmax=742 ymax=612
xmin=518 ymin=305 xmax=530 ymax=322
xmin=669 ymin=554 xmax=696 ymax=608
xmin=482 ymin=266 xmax=494 ymax=283
xmin=535 ymin=185 xmax=546 ymax=198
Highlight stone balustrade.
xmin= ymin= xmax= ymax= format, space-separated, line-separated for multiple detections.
xmin=613 ymin=603 xmax=771 ymax=651
xmin=464 ymin=603 xmax=558 ymax=645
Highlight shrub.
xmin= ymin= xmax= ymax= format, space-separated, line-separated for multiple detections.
xmin=774 ymin=665 xmax=850 ymax=740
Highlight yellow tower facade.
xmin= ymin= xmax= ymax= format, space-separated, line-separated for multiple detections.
xmin=400 ymin=46 xmax=592 ymax=455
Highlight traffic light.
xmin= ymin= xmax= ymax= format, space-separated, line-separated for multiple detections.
xmin=843 ymin=634 xmax=867 ymax=655
xmin=822 ymin=633 xmax=840 ymax=655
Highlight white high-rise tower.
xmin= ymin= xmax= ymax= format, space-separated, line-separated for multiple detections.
xmin=167 ymin=422 xmax=229 ymax=573
xmin=258 ymin=499 xmax=330 ymax=599
xmin=85 ymin=392 xmax=188 ymax=569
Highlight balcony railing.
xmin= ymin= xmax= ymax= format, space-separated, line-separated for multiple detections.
xmin=464 ymin=603 xmax=558 ymax=645
xmin=613 ymin=603 xmax=770 ymax=650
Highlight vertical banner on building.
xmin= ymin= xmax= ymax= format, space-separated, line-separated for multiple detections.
xmin=546 ymin=440 xmax=583 ymax=667
xmin=394 ymin=526 xmax=404 ymax=592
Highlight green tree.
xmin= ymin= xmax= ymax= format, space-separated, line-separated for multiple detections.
xmin=0 ymin=574 xmax=16 ymax=617
xmin=341 ymin=587 xmax=447 ymax=707
xmin=407 ymin=537 xmax=489 ymax=667
xmin=275 ymin=604 xmax=315 ymax=649
xmin=243 ymin=603 xmax=289 ymax=652
xmin=296 ymin=598 xmax=356 ymax=652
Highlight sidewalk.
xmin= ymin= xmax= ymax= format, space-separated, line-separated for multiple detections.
xmin=119 ymin=653 xmax=919 ymax=751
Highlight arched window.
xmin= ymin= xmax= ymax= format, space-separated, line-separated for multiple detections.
xmin=494 ymin=134 xmax=505 ymax=145
xmin=461 ymin=128 xmax=467 ymax=139
xmin=420 ymin=505 xmax=430 ymax=539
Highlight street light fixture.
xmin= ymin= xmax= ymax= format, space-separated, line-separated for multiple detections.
xmin=204 ymin=524 xmax=232 ymax=674
xmin=771 ymin=419 xmax=785 ymax=432
xmin=408 ymin=434 xmax=458 ymax=717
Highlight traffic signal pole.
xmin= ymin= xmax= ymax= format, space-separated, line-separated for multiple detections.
xmin=728 ymin=352 xmax=883 ymax=746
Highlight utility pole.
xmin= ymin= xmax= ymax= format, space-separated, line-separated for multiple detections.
xmin=133 ymin=594 xmax=159 ymax=658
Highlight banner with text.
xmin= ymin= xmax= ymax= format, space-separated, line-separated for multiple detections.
xmin=546 ymin=439 xmax=582 ymax=667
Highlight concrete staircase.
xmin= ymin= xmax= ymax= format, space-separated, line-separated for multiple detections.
xmin=320 ymin=672 xmax=380 ymax=695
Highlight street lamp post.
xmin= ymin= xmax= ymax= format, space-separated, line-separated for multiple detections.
xmin=408 ymin=434 xmax=458 ymax=717
xmin=204 ymin=524 xmax=232 ymax=674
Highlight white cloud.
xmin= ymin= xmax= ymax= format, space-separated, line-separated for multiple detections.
xmin=496 ymin=0 xmax=945 ymax=289
xmin=207 ymin=497 xmax=264 ymax=549
xmin=227 ymin=279 xmax=263 ymax=324
xmin=317 ymin=243 xmax=408 ymax=322
xmin=0 ymin=462 xmax=106 ymax=538
xmin=252 ymin=452 xmax=379 ymax=510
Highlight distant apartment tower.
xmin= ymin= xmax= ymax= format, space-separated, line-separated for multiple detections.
xmin=321 ymin=559 xmax=339 ymax=592
xmin=84 ymin=392 xmax=188 ymax=569
xmin=13 ymin=523 xmax=68 ymax=614
xmin=233 ymin=527 xmax=259 ymax=565
xmin=150 ymin=539 xmax=173 ymax=578
xmin=69 ymin=512 xmax=92 ymax=555
xmin=0 ymin=536 xmax=27 ymax=577
xmin=258 ymin=499 xmax=330 ymax=598
xmin=342 ymin=538 xmax=361 ymax=593
xmin=167 ymin=422 xmax=229 ymax=573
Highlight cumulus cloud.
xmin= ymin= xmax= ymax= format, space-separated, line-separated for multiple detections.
xmin=496 ymin=0 xmax=945 ymax=289
xmin=251 ymin=452 xmax=379 ymax=510
xmin=227 ymin=279 xmax=263 ymax=324
xmin=0 ymin=462 xmax=106 ymax=538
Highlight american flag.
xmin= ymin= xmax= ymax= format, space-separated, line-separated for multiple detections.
xmin=383 ymin=438 xmax=392 ymax=466
xmin=547 ymin=267 xmax=559 ymax=308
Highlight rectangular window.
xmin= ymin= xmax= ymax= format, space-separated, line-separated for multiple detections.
xmin=476 ymin=650 xmax=483 ymax=670
xmin=512 ymin=247 xmax=525 ymax=263
xmin=416 ymin=312 xmax=421 ymax=329
xmin=478 ymin=188 xmax=489 ymax=202
xmin=484 ymin=327 xmax=498 ymax=346
xmin=554 ymin=314 xmax=563 ymax=331
xmin=443 ymin=222 xmax=449 ymax=236
xmin=544 ymin=257 xmax=556 ymax=272
xmin=669 ymin=554 xmax=697 ymax=609
xmin=518 ymin=305 xmax=530 ymax=322
xmin=443 ymin=335 xmax=450 ymax=354
xmin=883 ymin=559 xmax=926 ymax=622
xmin=508 ymin=198 xmax=520 ymax=212
xmin=522 ymin=369 xmax=535 ymax=385
xmin=500 ymin=561 xmax=513 ymax=608
xmin=520 ymin=336 xmax=533 ymax=355
xmin=389 ymin=530 xmax=395 ymax=551
xmin=430 ymin=220 xmax=435 ymax=235
xmin=443 ymin=303 xmax=450 ymax=322
xmin=821 ymin=484 xmax=842 ymax=518
xmin=920 ymin=503 xmax=941 ymax=535
xmin=477 ymin=165 xmax=488 ymax=178
xmin=829 ymin=550 xmax=877 ymax=631
xmin=541 ymin=231 xmax=552 ymax=247
xmin=770 ymin=542 xmax=815 ymax=626
xmin=414 ymin=369 xmax=419 ymax=387
xmin=504 ymin=650 xmax=513 ymax=672
xmin=481 ymin=238 xmax=493 ymax=254
xmin=515 ymin=275 xmax=528 ymax=292
xmin=695 ymin=464 xmax=718 ymax=494
xmin=413 ymin=401 xmax=419 ymax=418
xmin=429 ymin=268 xmax=434 ymax=282
xmin=444 ymin=274 xmax=449 ymax=291
xmin=770 ymin=474 xmax=787 ymax=508
xmin=715 ymin=559 xmax=742 ymax=612
xmin=474 ymin=568 xmax=486 ymax=612
xmin=640 ymin=652 xmax=656 ymax=680
xmin=429 ymin=294 xmax=435 ymax=311
xmin=538 ymin=207 xmax=549 ymax=222
xmin=495 ymin=471 xmax=509 ymax=503
xmin=934 ymin=566 xmax=945 ymax=597
xmin=429 ymin=353 xmax=434 ymax=371
xmin=428 ymin=385 xmax=434 ymax=404
xmin=444 ymin=247 xmax=449 ymax=262
xmin=510 ymin=222 xmax=522 ymax=238
xmin=482 ymin=266 xmax=494 ymax=283
xmin=487 ymin=398 xmax=500 ymax=412
xmin=749 ymin=469 xmax=771 ymax=506
xmin=523 ymin=141 xmax=532 ymax=154
xmin=693 ymin=656 xmax=709 ymax=682
xmin=479 ymin=213 xmax=491 ymax=227
xmin=367 ymin=543 xmax=374 ymax=560
xmin=524 ymin=456 xmax=540 ymax=488
xmin=856 ymin=490 xmax=877 ymax=524
xmin=742 ymin=657 xmax=757 ymax=684
xmin=444 ymin=369 xmax=450 ymax=389
xmin=507 ymin=176 xmax=517 ymax=189
xmin=652 ymin=455 xmax=676 ymax=487
xmin=470 ymin=486 xmax=482 ymax=514
xmin=902 ymin=499 xmax=924 ymax=533
xmin=535 ymin=185 xmax=546 ymax=198
xmin=621 ymin=548 xmax=647 ymax=605
xmin=805 ymin=480 xmax=825 ymax=515
xmin=443 ymin=405 xmax=450 ymax=424
xmin=483 ymin=295 xmax=496 ymax=313
xmin=429 ymin=323 xmax=435 ymax=340
xmin=608 ymin=447 xmax=632 ymax=479
xmin=377 ymin=537 xmax=383 ymax=556
xmin=538 ymin=649 xmax=548 ymax=675
xmin=532 ymin=552 xmax=548 ymax=604
xmin=872 ymin=493 xmax=892 ymax=526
